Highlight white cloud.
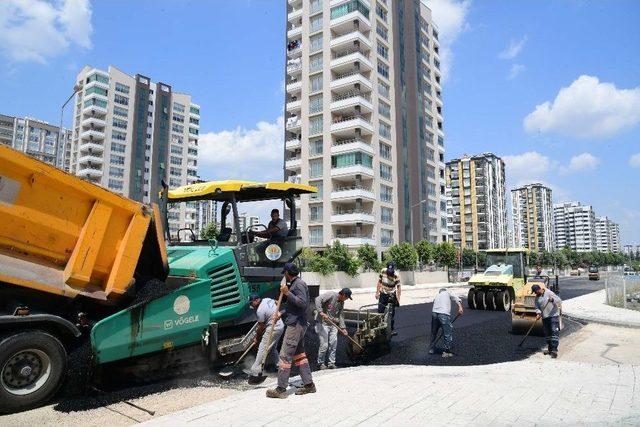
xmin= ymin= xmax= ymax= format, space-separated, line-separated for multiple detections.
xmin=424 ymin=0 xmax=471 ymax=81
xmin=507 ymin=64 xmax=525 ymax=80
xmin=498 ymin=36 xmax=527 ymax=60
xmin=560 ymin=152 xmax=600 ymax=175
xmin=630 ymin=153 xmax=640 ymax=168
xmin=503 ymin=151 xmax=552 ymax=184
xmin=524 ymin=75 xmax=640 ymax=139
xmin=198 ymin=117 xmax=284 ymax=182
xmin=0 ymin=0 xmax=92 ymax=63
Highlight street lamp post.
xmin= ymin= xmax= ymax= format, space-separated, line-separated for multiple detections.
xmin=56 ymin=84 xmax=82 ymax=169
xmin=409 ymin=199 xmax=427 ymax=245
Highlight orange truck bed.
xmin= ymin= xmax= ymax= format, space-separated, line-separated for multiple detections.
xmin=0 ymin=145 xmax=167 ymax=302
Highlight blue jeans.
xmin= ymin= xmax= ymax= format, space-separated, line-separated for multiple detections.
xmin=430 ymin=312 xmax=453 ymax=351
xmin=542 ymin=316 xmax=560 ymax=352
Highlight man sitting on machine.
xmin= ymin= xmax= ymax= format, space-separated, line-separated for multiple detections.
xmin=251 ymin=208 xmax=289 ymax=240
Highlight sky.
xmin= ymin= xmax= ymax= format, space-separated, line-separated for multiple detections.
xmin=1 ymin=0 xmax=639 ymax=244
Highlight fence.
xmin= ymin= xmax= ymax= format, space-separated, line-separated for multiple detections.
xmin=605 ymin=272 xmax=640 ymax=311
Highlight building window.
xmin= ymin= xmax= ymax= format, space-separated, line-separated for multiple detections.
xmin=380 ymin=184 xmax=392 ymax=203
xmin=381 ymin=207 xmax=393 ymax=224
xmin=173 ymin=102 xmax=185 ymax=113
xmin=309 ymin=116 xmax=323 ymax=135
xmin=115 ymin=83 xmax=130 ymax=94
xmin=172 ymin=123 xmax=184 ymax=133
xmin=310 ymin=181 xmax=323 ymax=199
xmin=378 ymin=101 xmax=390 ymax=119
xmin=310 ymin=73 xmax=323 ymax=92
xmin=112 ymin=118 xmax=127 ymax=130
xmin=113 ymin=106 xmax=128 ymax=117
xmin=170 ymin=156 xmax=182 ymax=166
xmin=171 ymin=145 xmax=183 ymax=155
xmin=189 ymin=117 xmax=199 ymax=125
xmin=379 ymin=121 xmax=391 ymax=139
xmin=173 ymin=113 xmax=184 ymax=123
xmin=108 ymin=179 xmax=124 ymax=191
xmin=84 ymin=98 xmax=107 ymax=109
xmin=87 ymin=73 xmax=109 ymax=84
xmin=190 ymin=105 xmax=200 ymax=115
xmin=86 ymin=86 xmax=107 ymax=97
xmin=111 ymin=142 xmax=126 ymax=153
xmin=379 ymin=142 xmax=391 ymax=160
xmin=381 ymin=229 xmax=393 ymax=247
xmin=310 ymin=94 xmax=323 ymax=114
xmin=310 ymin=205 xmax=323 ymax=222
xmin=109 ymin=167 xmax=124 ymax=178
xmin=310 ymin=34 xmax=323 ymax=53
xmin=376 ymin=41 xmax=389 ymax=59
xmin=110 ymin=155 xmax=125 ymax=165
xmin=310 ymin=15 xmax=323 ymax=32
xmin=310 ymin=138 xmax=323 ymax=156
xmin=170 ymin=167 xmax=182 ymax=176
xmin=310 ymin=0 xmax=323 ymax=14
xmin=331 ymin=152 xmax=373 ymax=168
xmin=380 ymin=163 xmax=392 ymax=181
xmin=377 ymin=62 xmax=389 ymax=79
xmin=375 ymin=1 xmax=387 ymax=21
xmin=112 ymin=130 xmax=126 ymax=141
xmin=330 ymin=0 xmax=370 ymax=20
xmin=309 ymin=53 xmax=323 ymax=72
xmin=114 ymin=94 xmax=129 ymax=106
xmin=189 ymin=127 xmax=199 ymax=135
xmin=378 ymin=80 xmax=390 ymax=98
xmin=309 ymin=226 xmax=323 ymax=246
xmin=376 ymin=24 xmax=388 ymax=41
xmin=309 ymin=159 xmax=323 ymax=178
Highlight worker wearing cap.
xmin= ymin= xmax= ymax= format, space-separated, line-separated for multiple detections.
xmin=315 ymin=288 xmax=352 ymax=369
xmin=532 ymin=284 xmax=562 ymax=358
xmin=376 ymin=261 xmax=401 ymax=334
xmin=266 ymin=263 xmax=316 ymax=398
xmin=248 ymin=293 xmax=284 ymax=375
xmin=429 ymin=288 xmax=463 ymax=358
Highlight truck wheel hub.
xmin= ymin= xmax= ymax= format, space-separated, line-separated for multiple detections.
xmin=1 ymin=350 xmax=50 ymax=395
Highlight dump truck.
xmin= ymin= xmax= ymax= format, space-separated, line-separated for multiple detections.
xmin=466 ymin=248 xmax=529 ymax=311
xmin=511 ymin=275 xmax=563 ymax=334
xmin=0 ymin=145 xmax=315 ymax=413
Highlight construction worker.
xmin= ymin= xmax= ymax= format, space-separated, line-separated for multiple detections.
xmin=248 ymin=293 xmax=284 ymax=375
xmin=315 ymin=288 xmax=352 ymax=369
xmin=376 ymin=261 xmax=401 ymax=335
xmin=532 ymin=284 xmax=562 ymax=358
xmin=266 ymin=263 xmax=316 ymax=398
xmin=429 ymin=288 xmax=463 ymax=358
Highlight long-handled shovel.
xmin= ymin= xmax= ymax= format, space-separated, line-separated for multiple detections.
xmin=217 ymin=341 xmax=256 ymax=379
xmin=428 ymin=313 xmax=461 ymax=353
xmin=321 ymin=315 xmax=365 ymax=352
xmin=247 ymin=291 xmax=283 ymax=385
xmin=518 ymin=299 xmax=552 ymax=347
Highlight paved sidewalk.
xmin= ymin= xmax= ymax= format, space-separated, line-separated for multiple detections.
xmin=562 ymin=289 xmax=640 ymax=328
xmin=143 ymin=361 xmax=640 ymax=426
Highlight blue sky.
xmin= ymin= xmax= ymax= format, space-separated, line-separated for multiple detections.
xmin=1 ymin=0 xmax=639 ymax=244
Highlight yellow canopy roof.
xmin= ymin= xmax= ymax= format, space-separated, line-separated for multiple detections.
xmin=167 ymin=180 xmax=316 ymax=202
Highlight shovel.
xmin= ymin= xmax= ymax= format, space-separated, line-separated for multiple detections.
xmin=321 ymin=314 xmax=365 ymax=352
xmin=217 ymin=341 xmax=256 ymax=379
xmin=518 ymin=299 xmax=552 ymax=347
xmin=248 ymin=291 xmax=284 ymax=385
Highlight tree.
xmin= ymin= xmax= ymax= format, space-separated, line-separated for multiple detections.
xmin=200 ymin=222 xmax=219 ymax=240
xmin=326 ymin=240 xmax=361 ymax=277
xmin=357 ymin=244 xmax=381 ymax=272
xmin=308 ymin=255 xmax=336 ymax=276
xmin=415 ymin=240 xmax=435 ymax=269
xmin=386 ymin=242 xmax=418 ymax=271
xmin=461 ymin=248 xmax=476 ymax=268
xmin=297 ymin=247 xmax=318 ymax=272
xmin=434 ymin=242 xmax=457 ymax=269
xmin=477 ymin=251 xmax=487 ymax=268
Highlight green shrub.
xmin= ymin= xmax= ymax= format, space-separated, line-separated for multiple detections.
xmin=200 ymin=222 xmax=219 ymax=240
xmin=434 ymin=242 xmax=457 ymax=268
xmin=308 ymin=254 xmax=336 ymax=276
xmin=414 ymin=240 xmax=434 ymax=267
xmin=386 ymin=242 xmax=418 ymax=271
xmin=357 ymin=244 xmax=381 ymax=272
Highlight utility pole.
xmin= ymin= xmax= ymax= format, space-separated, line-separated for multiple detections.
xmin=56 ymin=84 xmax=82 ymax=169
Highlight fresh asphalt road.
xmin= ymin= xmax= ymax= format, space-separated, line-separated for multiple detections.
xmin=327 ymin=275 xmax=606 ymax=368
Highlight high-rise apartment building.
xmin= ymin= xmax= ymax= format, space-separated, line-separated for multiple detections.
xmin=0 ymin=114 xmax=71 ymax=168
xmin=553 ymin=202 xmax=596 ymax=252
xmin=68 ymin=66 xmax=200 ymax=236
xmin=284 ymin=0 xmax=445 ymax=254
xmin=511 ymin=183 xmax=555 ymax=252
xmin=595 ymin=216 xmax=621 ymax=253
xmin=446 ymin=153 xmax=508 ymax=251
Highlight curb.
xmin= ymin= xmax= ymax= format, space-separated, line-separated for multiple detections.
xmin=562 ymin=312 xmax=640 ymax=329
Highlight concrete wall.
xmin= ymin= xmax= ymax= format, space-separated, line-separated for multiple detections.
xmin=301 ymin=270 xmax=449 ymax=290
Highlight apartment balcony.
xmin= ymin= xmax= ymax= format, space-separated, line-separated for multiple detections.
xmin=85 ymin=79 xmax=109 ymax=91
xmin=330 ymin=50 xmax=372 ymax=73
xmin=286 ymin=80 xmax=302 ymax=94
xmin=330 ymin=92 xmax=373 ymax=114
xmin=331 ymin=235 xmax=375 ymax=247
xmin=331 ymin=185 xmax=375 ymax=201
xmin=331 ymin=138 xmax=374 ymax=156
xmin=287 ymin=25 xmax=302 ymax=39
xmin=331 ymin=164 xmax=374 ymax=178
xmin=80 ymin=129 xmax=106 ymax=140
xmin=289 ymin=0 xmax=302 ymax=5
xmin=77 ymin=167 xmax=103 ymax=179
xmin=78 ymin=154 xmax=104 ymax=165
xmin=82 ymin=117 xmax=106 ymax=128
xmin=79 ymin=141 xmax=104 ymax=153
xmin=285 ymin=116 xmax=301 ymax=132
xmin=286 ymin=99 xmax=302 ymax=113
xmin=287 ymin=59 xmax=302 ymax=75
xmin=82 ymin=104 xmax=108 ymax=117
xmin=330 ymin=30 xmax=372 ymax=51
xmin=288 ymin=8 xmax=302 ymax=21
xmin=330 ymin=115 xmax=374 ymax=136
xmin=330 ymin=72 xmax=372 ymax=91
xmin=332 ymin=210 xmax=375 ymax=225
xmin=285 ymin=157 xmax=301 ymax=170
xmin=330 ymin=10 xmax=371 ymax=33
xmin=287 ymin=174 xmax=302 ymax=184
xmin=285 ymin=138 xmax=301 ymax=151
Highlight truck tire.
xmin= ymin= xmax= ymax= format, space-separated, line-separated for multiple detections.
xmin=485 ymin=291 xmax=497 ymax=310
xmin=467 ymin=289 xmax=476 ymax=309
xmin=474 ymin=290 xmax=487 ymax=310
xmin=495 ymin=290 xmax=511 ymax=311
xmin=0 ymin=331 xmax=67 ymax=414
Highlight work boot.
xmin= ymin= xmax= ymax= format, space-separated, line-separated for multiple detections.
xmin=295 ymin=383 xmax=317 ymax=395
xmin=266 ymin=387 xmax=288 ymax=399
xmin=319 ymin=363 xmax=327 ymax=370
xmin=327 ymin=363 xmax=336 ymax=369
xmin=543 ymin=350 xmax=551 ymax=355
xmin=441 ymin=351 xmax=454 ymax=358
xmin=550 ymin=351 xmax=558 ymax=359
